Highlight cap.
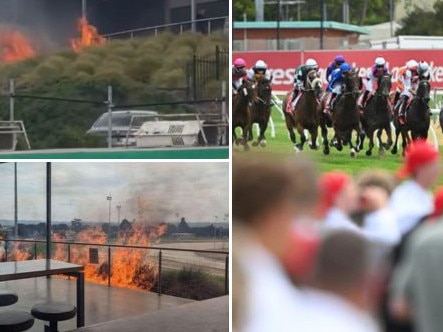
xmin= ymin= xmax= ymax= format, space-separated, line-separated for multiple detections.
xmin=396 ymin=140 xmax=439 ymax=178
xmin=431 ymin=186 xmax=443 ymax=219
xmin=318 ymin=171 xmax=350 ymax=215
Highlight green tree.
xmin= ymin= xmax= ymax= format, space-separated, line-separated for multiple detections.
xmin=396 ymin=1 xmax=443 ymax=35
xmin=234 ymin=0 xmax=255 ymax=21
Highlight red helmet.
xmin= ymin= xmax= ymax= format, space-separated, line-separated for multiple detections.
xmin=234 ymin=58 xmax=246 ymax=68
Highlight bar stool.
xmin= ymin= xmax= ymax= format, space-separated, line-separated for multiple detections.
xmin=0 ymin=290 xmax=18 ymax=307
xmin=0 ymin=311 xmax=35 ymax=331
xmin=31 ymin=302 xmax=76 ymax=332
xmin=0 ymin=290 xmax=34 ymax=331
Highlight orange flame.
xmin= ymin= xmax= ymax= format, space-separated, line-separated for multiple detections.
xmin=71 ymin=17 xmax=106 ymax=52
xmin=0 ymin=29 xmax=36 ymax=62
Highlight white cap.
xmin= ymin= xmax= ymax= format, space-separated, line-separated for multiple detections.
xmin=375 ymin=57 xmax=386 ymax=66
xmin=406 ymin=59 xmax=418 ymax=70
xmin=254 ymin=60 xmax=267 ymax=69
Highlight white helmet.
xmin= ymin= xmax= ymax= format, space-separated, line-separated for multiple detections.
xmin=305 ymin=58 xmax=318 ymax=70
xmin=375 ymin=56 xmax=386 ymax=66
xmin=418 ymin=61 xmax=430 ymax=72
xmin=406 ymin=59 xmax=418 ymax=70
xmin=254 ymin=60 xmax=267 ymax=70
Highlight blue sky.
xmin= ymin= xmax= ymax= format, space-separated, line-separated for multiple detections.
xmin=0 ymin=162 xmax=229 ymax=224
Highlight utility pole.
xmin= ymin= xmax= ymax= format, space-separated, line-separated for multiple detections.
xmin=116 ymin=204 xmax=121 ymax=226
xmin=107 ymin=194 xmax=112 ymax=244
xmin=82 ymin=0 xmax=87 ymax=20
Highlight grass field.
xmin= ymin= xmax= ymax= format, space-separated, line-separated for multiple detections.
xmin=233 ymin=99 xmax=443 ymax=185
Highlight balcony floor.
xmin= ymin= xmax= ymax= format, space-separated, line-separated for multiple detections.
xmin=0 ymin=277 xmax=193 ymax=332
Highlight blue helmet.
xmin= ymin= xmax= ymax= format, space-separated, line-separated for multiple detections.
xmin=340 ymin=63 xmax=351 ymax=73
xmin=334 ymin=55 xmax=345 ymax=65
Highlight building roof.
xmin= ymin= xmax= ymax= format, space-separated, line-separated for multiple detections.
xmin=234 ymin=21 xmax=370 ymax=35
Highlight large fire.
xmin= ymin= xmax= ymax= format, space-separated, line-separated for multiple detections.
xmin=0 ymin=29 xmax=36 ymax=63
xmin=71 ymin=17 xmax=106 ymax=52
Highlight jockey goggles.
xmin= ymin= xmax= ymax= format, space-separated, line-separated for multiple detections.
xmin=376 ymin=64 xmax=384 ymax=68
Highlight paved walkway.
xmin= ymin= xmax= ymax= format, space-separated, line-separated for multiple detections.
xmin=0 ymin=277 xmax=192 ymax=331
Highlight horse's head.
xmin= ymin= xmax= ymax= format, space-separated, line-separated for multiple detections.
xmin=416 ymin=79 xmax=431 ymax=104
xmin=305 ymin=70 xmax=323 ymax=97
xmin=377 ymin=73 xmax=392 ymax=97
xmin=255 ymin=77 xmax=272 ymax=104
xmin=239 ymin=79 xmax=258 ymax=102
xmin=342 ymin=69 xmax=358 ymax=94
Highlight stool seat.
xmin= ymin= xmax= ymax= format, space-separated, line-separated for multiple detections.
xmin=0 ymin=310 xmax=34 ymax=332
xmin=0 ymin=290 xmax=18 ymax=306
xmin=31 ymin=302 xmax=76 ymax=322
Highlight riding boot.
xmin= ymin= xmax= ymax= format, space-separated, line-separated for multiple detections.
xmin=358 ymin=90 xmax=370 ymax=109
xmin=324 ymin=93 xmax=336 ymax=114
xmin=393 ymin=90 xmax=401 ymax=107
xmin=291 ymin=89 xmax=300 ymax=107
xmin=398 ymin=96 xmax=408 ymax=125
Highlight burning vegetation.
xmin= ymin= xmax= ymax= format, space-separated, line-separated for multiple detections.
xmin=0 ymin=17 xmax=106 ymax=63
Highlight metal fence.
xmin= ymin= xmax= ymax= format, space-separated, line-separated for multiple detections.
xmin=187 ymin=46 xmax=229 ymax=100
xmin=104 ymin=16 xmax=229 ymax=40
xmin=1 ymin=239 xmax=229 ymax=299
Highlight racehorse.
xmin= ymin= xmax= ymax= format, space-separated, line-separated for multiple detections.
xmin=330 ymin=68 xmax=363 ymax=157
xmin=248 ymin=77 xmax=273 ymax=147
xmin=233 ymin=79 xmax=257 ymax=151
xmin=283 ymin=70 xmax=323 ymax=152
xmin=391 ymin=79 xmax=431 ymax=155
xmin=360 ymin=73 xmax=392 ymax=156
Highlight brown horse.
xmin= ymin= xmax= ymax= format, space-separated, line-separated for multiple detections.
xmin=330 ymin=68 xmax=363 ymax=157
xmin=248 ymin=77 xmax=273 ymax=147
xmin=391 ymin=79 xmax=431 ymax=155
xmin=233 ymin=79 xmax=257 ymax=151
xmin=283 ymin=71 xmax=323 ymax=152
xmin=360 ymin=73 xmax=393 ymax=157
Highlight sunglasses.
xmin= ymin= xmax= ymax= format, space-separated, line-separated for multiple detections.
xmin=376 ymin=64 xmax=384 ymax=68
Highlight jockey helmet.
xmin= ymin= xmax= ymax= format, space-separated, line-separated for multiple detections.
xmin=340 ymin=62 xmax=351 ymax=73
xmin=305 ymin=58 xmax=318 ymax=70
xmin=234 ymin=58 xmax=246 ymax=68
xmin=418 ymin=61 xmax=430 ymax=74
xmin=254 ymin=60 xmax=267 ymax=70
xmin=334 ymin=55 xmax=345 ymax=65
xmin=375 ymin=56 xmax=386 ymax=67
xmin=406 ymin=59 xmax=418 ymax=71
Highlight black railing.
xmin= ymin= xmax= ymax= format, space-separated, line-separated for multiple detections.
xmin=2 ymin=239 xmax=229 ymax=298
xmin=187 ymin=45 xmax=228 ymax=100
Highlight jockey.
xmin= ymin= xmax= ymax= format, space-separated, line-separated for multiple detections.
xmin=358 ymin=56 xmax=389 ymax=109
xmin=324 ymin=62 xmax=352 ymax=113
xmin=247 ymin=59 xmax=272 ymax=82
xmin=291 ymin=58 xmax=319 ymax=107
xmin=232 ymin=57 xmax=247 ymax=94
xmin=397 ymin=59 xmax=419 ymax=124
xmin=418 ymin=61 xmax=431 ymax=81
xmin=326 ymin=55 xmax=346 ymax=82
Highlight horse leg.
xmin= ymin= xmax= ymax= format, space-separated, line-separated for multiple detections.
xmin=391 ymin=125 xmax=401 ymax=155
xmin=309 ymin=127 xmax=319 ymax=150
xmin=295 ymin=124 xmax=306 ymax=152
xmin=334 ymin=128 xmax=344 ymax=151
xmin=320 ymin=122 xmax=330 ymax=155
xmin=365 ymin=129 xmax=374 ymax=156
xmin=383 ymin=124 xmax=393 ymax=149
xmin=348 ymin=128 xmax=359 ymax=158
xmin=285 ymin=114 xmax=297 ymax=148
xmin=376 ymin=130 xmax=386 ymax=157
xmin=259 ymin=120 xmax=269 ymax=148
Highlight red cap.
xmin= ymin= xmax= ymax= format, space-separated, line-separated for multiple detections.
xmin=318 ymin=171 xmax=350 ymax=216
xmin=396 ymin=140 xmax=439 ymax=178
xmin=431 ymin=186 xmax=443 ymax=219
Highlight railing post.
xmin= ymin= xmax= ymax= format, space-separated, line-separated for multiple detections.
xmin=5 ymin=240 xmax=8 ymax=261
xmin=215 ymin=45 xmax=220 ymax=80
xmin=157 ymin=250 xmax=162 ymax=296
xmin=108 ymin=246 xmax=111 ymax=287
xmin=68 ymin=244 xmax=71 ymax=263
xmin=34 ymin=242 xmax=37 ymax=259
xmin=225 ymin=254 xmax=229 ymax=295
xmin=193 ymin=54 xmax=197 ymax=101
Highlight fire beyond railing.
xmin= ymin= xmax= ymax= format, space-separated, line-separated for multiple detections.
xmin=2 ymin=239 xmax=229 ymax=298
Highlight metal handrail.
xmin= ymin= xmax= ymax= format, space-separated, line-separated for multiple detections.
xmin=104 ymin=16 xmax=229 ymax=39
xmin=2 ymin=238 xmax=229 ymax=296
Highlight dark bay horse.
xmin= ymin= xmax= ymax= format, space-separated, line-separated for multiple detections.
xmin=233 ymin=79 xmax=257 ymax=151
xmin=391 ymin=79 xmax=431 ymax=155
xmin=283 ymin=71 xmax=323 ymax=152
xmin=331 ymin=69 xmax=362 ymax=157
xmin=248 ymin=77 xmax=272 ymax=147
xmin=360 ymin=73 xmax=392 ymax=156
